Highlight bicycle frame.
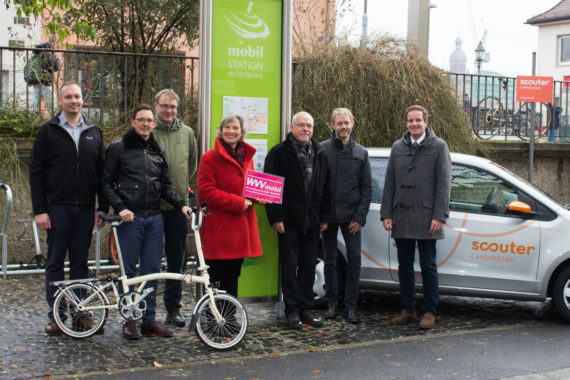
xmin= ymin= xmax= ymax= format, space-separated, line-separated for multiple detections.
xmin=52 ymin=204 xmax=223 ymax=324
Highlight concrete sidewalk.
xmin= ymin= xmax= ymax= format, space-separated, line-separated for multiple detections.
xmin=0 ymin=276 xmax=561 ymax=379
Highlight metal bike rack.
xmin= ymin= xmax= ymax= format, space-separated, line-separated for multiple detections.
xmin=1 ymin=184 xmax=13 ymax=280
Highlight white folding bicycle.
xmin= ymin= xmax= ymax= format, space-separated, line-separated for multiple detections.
xmin=51 ymin=202 xmax=248 ymax=350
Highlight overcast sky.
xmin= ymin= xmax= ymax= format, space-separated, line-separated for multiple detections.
xmin=336 ymin=0 xmax=561 ymax=77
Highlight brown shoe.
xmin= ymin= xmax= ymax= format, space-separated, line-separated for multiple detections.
xmin=45 ymin=318 xmax=60 ymax=336
xmin=140 ymin=321 xmax=173 ymax=337
xmin=418 ymin=312 xmax=436 ymax=329
xmin=73 ymin=317 xmax=104 ymax=334
xmin=122 ymin=321 xmax=140 ymax=339
xmin=391 ymin=310 xmax=418 ymax=325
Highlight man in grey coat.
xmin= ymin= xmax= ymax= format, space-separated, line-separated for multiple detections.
xmin=380 ymin=105 xmax=451 ymax=329
xmin=321 ymin=108 xmax=371 ymax=323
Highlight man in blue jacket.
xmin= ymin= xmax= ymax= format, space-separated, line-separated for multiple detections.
xmin=321 ymin=108 xmax=371 ymax=323
xmin=29 ymin=82 xmax=107 ymax=335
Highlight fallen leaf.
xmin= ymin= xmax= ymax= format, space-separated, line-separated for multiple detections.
xmin=271 ymin=352 xmax=278 ymax=357
xmin=312 ymin=370 xmax=321 ymax=373
xmin=317 ymin=330 xmax=324 ymax=333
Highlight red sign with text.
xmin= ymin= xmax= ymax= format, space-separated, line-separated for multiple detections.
xmin=243 ymin=170 xmax=284 ymax=204
xmin=516 ymin=76 xmax=553 ymax=103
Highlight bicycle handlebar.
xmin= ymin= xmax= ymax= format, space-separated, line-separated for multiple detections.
xmin=99 ymin=214 xmax=123 ymax=223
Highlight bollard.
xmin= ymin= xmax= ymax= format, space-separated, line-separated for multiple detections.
xmin=1 ymin=184 xmax=13 ymax=280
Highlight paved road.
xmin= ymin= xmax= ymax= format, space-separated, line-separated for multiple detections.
xmin=1 ymin=277 xmax=568 ymax=379
xmin=80 ymin=323 xmax=570 ymax=380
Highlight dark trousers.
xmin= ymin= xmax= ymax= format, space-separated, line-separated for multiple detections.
xmin=162 ymin=210 xmax=189 ymax=311
xmin=322 ymin=223 xmax=362 ymax=309
xmin=278 ymin=226 xmax=319 ymax=317
xmin=206 ymin=258 xmax=244 ymax=297
xmin=395 ymin=238 xmax=439 ymax=315
xmin=45 ymin=204 xmax=94 ymax=319
xmin=117 ymin=214 xmax=164 ymax=323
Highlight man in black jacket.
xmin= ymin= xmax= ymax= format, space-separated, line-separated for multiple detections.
xmin=264 ymin=111 xmax=332 ymax=330
xmin=29 ymin=82 xmax=107 ymax=335
xmin=101 ymin=104 xmax=191 ymax=339
xmin=321 ymin=108 xmax=371 ymax=323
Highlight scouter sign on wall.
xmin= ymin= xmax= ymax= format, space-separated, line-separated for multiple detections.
xmin=516 ymin=76 xmax=554 ymax=103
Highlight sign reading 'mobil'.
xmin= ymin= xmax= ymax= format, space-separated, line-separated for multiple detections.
xmin=210 ymin=0 xmax=282 ymax=150
xmin=516 ymin=76 xmax=554 ymax=103
xmin=204 ymin=0 xmax=285 ymax=299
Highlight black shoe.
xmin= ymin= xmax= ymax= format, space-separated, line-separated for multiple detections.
xmin=300 ymin=311 xmax=323 ymax=327
xmin=287 ymin=313 xmax=302 ymax=330
xmin=324 ymin=305 xmax=336 ymax=319
xmin=345 ymin=308 xmax=360 ymax=324
xmin=165 ymin=308 xmax=186 ymax=327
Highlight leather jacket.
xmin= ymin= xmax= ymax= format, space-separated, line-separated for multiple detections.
xmin=101 ymin=128 xmax=185 ymax=217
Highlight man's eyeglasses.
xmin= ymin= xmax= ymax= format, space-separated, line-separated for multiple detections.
xmin=135 ymin=118 xmax=155 ymax=124
xmin=157 ymin=103 xmax=177 ymax=110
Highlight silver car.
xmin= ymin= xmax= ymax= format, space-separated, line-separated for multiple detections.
xmin=314 ymin=148 xmax=570 ymax=322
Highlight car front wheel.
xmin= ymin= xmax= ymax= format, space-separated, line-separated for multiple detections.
xmin=552 ymin=266 xmax=570 ymax=322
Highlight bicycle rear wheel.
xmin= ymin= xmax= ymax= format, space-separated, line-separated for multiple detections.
xmin=53 ymin=283 xmax=108 ymax=338
xmin=471 ymin=96 xmax=502 ymax=139
xmin=194 ymin=293 xmax=247 ymax=350
xmin=108 ymin=232 xmax=119 ymax=264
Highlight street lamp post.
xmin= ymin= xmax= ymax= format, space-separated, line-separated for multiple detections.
xmin=475 ymin=41 xmax=486 ymax=74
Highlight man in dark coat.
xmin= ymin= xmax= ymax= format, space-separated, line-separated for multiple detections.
xmin=380 ymin=105 xmax=451 ymax=330
xmin=264 ymin=111 xmax=332 ymax=330
xmin=321 ymin=108 xmax=371 ymax=323
xmin=29 ymin=82 xmax=107 ymax=335
xmin=101 ymin=104 xmax=191 ymax=339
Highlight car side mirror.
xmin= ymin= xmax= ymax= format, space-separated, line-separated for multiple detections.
xmin=506 ymin=201 xmax=537 ymax=219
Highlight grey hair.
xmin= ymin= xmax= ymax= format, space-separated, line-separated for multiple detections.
xmin=215 ymin=113 xmax=247 ymax=141
xmin=330 ymin=108 xmax=354 ymax=124
xmin=291 ymin=111 xmax=314 ymax=127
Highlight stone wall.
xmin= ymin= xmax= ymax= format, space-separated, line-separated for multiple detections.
xmin=484 ymin=142 xmax=570 ymax=204
xmin=6 ymin=138 xmax=570 ymax=203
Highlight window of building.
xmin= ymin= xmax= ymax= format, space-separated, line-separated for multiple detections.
xmin=8 ymin=40 xmax=25 ymax=48
xmin=559 ymin=35 xmax=570 ymax=64
xmin=1 ymin=71 xmax=8 ymax=106
xmin=13 ymin=16 xmax=30 ymax=25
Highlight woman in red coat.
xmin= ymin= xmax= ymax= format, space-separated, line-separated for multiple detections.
xmin=197 ymin=114 xmax=267 ymax=297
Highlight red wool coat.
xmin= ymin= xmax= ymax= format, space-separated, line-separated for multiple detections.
xmin=197 ymin=138 xmax=262 ymax=260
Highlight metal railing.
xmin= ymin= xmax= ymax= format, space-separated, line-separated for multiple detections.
xmin=449 ymin=73 xmax=570 ymax=142
xmin=0 ymin=46 xmax=199 ymax=130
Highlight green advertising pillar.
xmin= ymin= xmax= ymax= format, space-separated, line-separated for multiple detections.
xmin=199 ymin=0 xmax=292 ymax=298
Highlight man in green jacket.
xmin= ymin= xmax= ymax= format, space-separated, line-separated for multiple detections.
xmin=153 ymin=89 xmax=198 ymax=327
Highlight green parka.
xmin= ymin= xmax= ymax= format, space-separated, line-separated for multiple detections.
xmin=152 ymin=117 xmax=198 ymax=210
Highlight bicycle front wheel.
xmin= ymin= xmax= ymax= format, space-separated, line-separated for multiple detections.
xmin=53 ymin=283 xmax=108 ymax=339
xmin=516 ymin=103 xmax=543 ymax=140
xmin=194 ymin=293 xmax=248 ymax=350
